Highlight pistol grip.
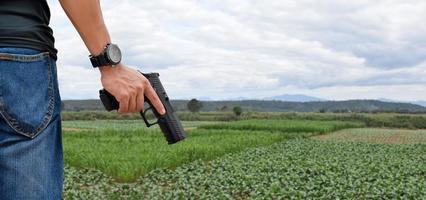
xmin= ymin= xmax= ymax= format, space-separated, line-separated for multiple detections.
xmin=100 ymin=89 xmax=161 ymax=127
xmin=99 ymin=89 xmax=119 ymax=111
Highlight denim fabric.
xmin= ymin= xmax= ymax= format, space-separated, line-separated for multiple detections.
xmin=0 ymin=48 xmax=63 ymax=200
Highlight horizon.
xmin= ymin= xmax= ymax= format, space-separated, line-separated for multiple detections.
xmin=48 ymin=0 xmax=426 ymax=101
xmin=61 ymin=94 xmax=425 ymax=103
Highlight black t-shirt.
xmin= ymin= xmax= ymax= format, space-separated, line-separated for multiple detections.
xmin=0 ymin=0 xmax=57 ymax=60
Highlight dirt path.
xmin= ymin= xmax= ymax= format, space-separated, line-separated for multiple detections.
xmin=63 ymin=127 xmax=90 ymax=132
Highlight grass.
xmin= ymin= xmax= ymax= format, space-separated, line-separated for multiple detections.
xmin=240 ymin=112 xmax=426 ymax=129
xmin=62 ymin=120 xmax=219 ymax=131
xmin=61 ymin=111 xmax=426 ymax=129
xmin=314 ymin=128 xmax=426 ymax=144
xmin=63 ymin=129 xmax=292 ymax=182
xmin=200 ymin=119 xmax=364 ymax=133
xmin=64 ymin=130 xmax=286 ymax=181
xmin=61 ymin=116 xmax=425 ymax=199
xmin=62 ymin=119 xmax=360 ymax=182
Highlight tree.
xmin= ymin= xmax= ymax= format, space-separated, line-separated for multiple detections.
xmin=219 ymin=105 xmax=228 ymax=111
xmin=233 ymin=106 xmax=242 ymax=116
xmin=187 ymin=98 xmax=203 ymax=113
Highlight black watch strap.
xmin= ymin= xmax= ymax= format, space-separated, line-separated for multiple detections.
xmin=90 ymin=54 xmax=109 ymax=68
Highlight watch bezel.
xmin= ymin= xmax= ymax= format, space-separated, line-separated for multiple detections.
xmin=106 ymin=43 xmax=122 ymax=65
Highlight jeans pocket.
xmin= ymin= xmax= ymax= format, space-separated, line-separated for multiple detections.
xmin=0 ymin=50 xmax=55 ymax=139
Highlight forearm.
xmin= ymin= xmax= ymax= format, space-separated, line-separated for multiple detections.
xmin=59 ymin=0 xmax=111 ymax=58
xmin=59 ymin=0 xmax=166 ymax=114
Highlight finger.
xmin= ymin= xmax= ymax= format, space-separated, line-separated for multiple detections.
xmin=145 ymin=85 xmax=166 ymax=115
xmin=129 ymin=91 xmax=138 ymax=112
xmin=117 ymin=94 xmax=129 ymax=113
xmin=136 ymin=90 xmax=145 ymax=112
xmin=126 ymin=90 xmax=136 ymax=112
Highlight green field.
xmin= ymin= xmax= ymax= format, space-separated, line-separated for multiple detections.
xmin=62 ymin=119 xmax=360 ymax=182
xmin=62 ymin=113 xmax=426 ymax=199
xmin=64 ymin=139 xmax=426 ymax=199
xmin=131 ymin=140 xmax=426 ymax=199
xmin=62 ymin=120 xmax=219 ymax=131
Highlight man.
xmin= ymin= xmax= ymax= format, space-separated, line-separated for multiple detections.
xmin=0 ymin=0 xmax=165 ymax=199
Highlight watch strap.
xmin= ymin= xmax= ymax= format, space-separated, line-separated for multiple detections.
xmin=90 ymin=53 xmax=109 ymax=68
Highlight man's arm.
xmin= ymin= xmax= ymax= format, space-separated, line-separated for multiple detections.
xmin=59 ymin=0 xmax=165 ymax=114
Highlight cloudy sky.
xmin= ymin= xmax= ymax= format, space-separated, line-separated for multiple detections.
xmin=48 ymin=0 xmax=426 ymax=101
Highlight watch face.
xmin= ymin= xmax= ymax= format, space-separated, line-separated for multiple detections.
xmin=107 ymin=44 xmax=122 ymax=64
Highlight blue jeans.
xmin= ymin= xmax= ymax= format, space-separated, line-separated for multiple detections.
xmin=0 ymin=48 xmax=63 ymax=200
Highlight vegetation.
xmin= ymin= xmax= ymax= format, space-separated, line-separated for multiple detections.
xmin=64 ymin=128 xmax=288 ymax=182
xmin=61 ymin=111 xmax=426 ymax=129
xmin=187 ymin=98 xmax=203 ymax=113
xmin=62 ymin=120 xmax=219 ymax=132
xmin=64 ymin=140 xmax=426 ymax=199
xmin=315 ymin=128 xmax=426 ymax=144
xmin=62 ymin=119 xmax=360 ymax=182
xmin=61 ymin=111 xmax=236 ymax=121
xmin=200 ymin=119 xmax=364 ymax=133
xmin=237 ymin=112 xmax=426 ymax=129
xmin=233 ymin=106 xmax=242 ymax=116
xmin=62 ymin=99 xmax=426 ymax=113
xmin=61 ymin=112 xmax=425 ymax=199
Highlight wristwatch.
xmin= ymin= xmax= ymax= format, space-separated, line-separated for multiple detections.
xmin=89 ymin=43 xmax=122 ymax=68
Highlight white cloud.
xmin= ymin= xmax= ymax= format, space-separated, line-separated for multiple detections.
xmin=56 ymin=64 xmax=102 ymax=99
xmin=48 ymin=0 xmax=426 ymax=101
xmin=308 ymin=84 xmax=426 ymax=101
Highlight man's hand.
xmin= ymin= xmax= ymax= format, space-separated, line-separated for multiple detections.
xmin=99 ymin=64 xmax=166 ymax=114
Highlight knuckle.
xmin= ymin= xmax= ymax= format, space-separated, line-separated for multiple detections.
xmin=136 ymin=83 xmax=144 ymax=91
xmin=135 ymin=89 xmax=140 ymax=95
xmin=142 ymin=78 xmax=149 ymax=84
xmin=129 ymin=90 xmax=137 ymax=98
xmin=118 ymin=93 xmax=129 ymax=101
xmin=124 ymin=92 xmax=131 ymax=99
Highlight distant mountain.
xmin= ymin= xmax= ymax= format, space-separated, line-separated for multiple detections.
xmin=378 ymin=98 xmax=426 ymax=108
xmin=377 ymin=98 xmax=395 ymax=102
xmin=197 ymin=96 xmax=214 ymax=101
xmin=62 ymin=99 xmax=426 ymax=113
xmin=228 ymin=97 xmax=252 ymax=101
xmin=264 ymin=94 xmax=324 ymax=102
xmin=412 ymin=101 xmax=426 ymax=107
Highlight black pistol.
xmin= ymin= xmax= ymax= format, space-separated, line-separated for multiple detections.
xmin=99 ymin=72 xmax=186 ymax=144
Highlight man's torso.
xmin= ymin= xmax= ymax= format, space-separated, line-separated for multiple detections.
xmin=0 ymin=0 xmax=57 ymax=59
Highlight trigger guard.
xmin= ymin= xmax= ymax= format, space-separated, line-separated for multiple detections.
xmin=141 ymin=106 xmax=159 ymax=127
